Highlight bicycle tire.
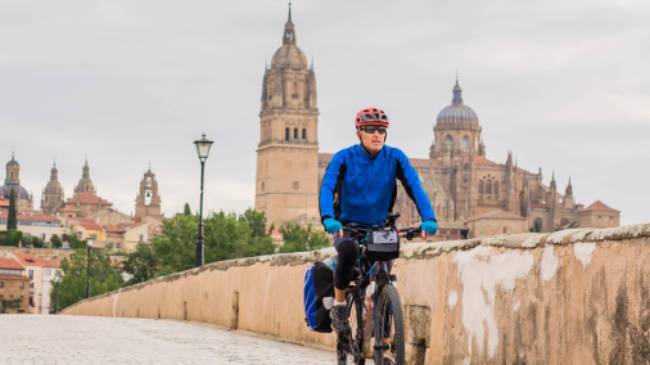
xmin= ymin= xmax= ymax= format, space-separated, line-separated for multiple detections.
xmin=344 ymin=292 xmax=366 ymax=365
xmin=373 ymin=284 xmax=405 ymax=365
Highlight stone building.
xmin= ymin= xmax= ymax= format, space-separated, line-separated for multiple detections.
xmin=254 ymin=10 xmax=620 ymax=237
xmin=59 ymin=160 xmax=113 ymax=219
xmin=135 ymin=168 xmax=163 ymax=220
xmin=254 ymin=6 xmax=320 ymax=228
xmin=0 ymin=154 xmax=33 ymax=213
xmin=0 ymin=257 xmax=29 ymax=314
xmin=41 ymin=162 xmax=65 ymax=215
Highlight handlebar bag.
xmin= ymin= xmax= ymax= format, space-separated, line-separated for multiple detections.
xmin=366 ymin=228 xmax=400 ymax=261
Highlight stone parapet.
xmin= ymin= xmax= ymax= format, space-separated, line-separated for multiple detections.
xmin=63 ymin=223 xmax=650 ymax=364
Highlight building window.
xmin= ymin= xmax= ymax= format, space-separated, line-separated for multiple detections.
xmin=302 ymin=128 xmax=307 ymax=142
xmin=29 ymin=270 xmax=33 ymax=279
xmin=485 ymin=181 xmax=492 ymax=194
xmin=0 ymin=281 xmax=4 ymax=288
xmin=292 ymin=181 xmax=300 ymax=190
xmin=139 ymin=234 xmax=144 ymax=242
xmin=533 ymin=218 xmax=543 ymax=232
xmin=478 ymin=180 xmax=484 ymax=194
xmin=494 ymin=181 xmax=499 ymax=199
xmin=445 ymin=135 xmax=453 ymax=149
xmin=261 ymin=182 xmax=265 ymax=191
xmin=285 ymin=127 xmax=290 ymax=142
xmin=293 ymin=128 xmax=299 ymax=143
xmin=462 ymin=136 xmax=470 ymax=152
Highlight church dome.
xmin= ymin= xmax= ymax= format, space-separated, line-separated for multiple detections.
xmin=271 ymin=44 xmax=308 ymax=69
xmin=0 ymin=184 xmax=30 ymax=200
xmin=6 ymin=158 xmax=18 ymax=168
xmin=270 ymin=5 xmax=308 ymax=69
xmin=436 ymin=79 xmax=480 ymax=130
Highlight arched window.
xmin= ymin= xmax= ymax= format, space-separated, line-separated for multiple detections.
xmin=462 ymin=136 xmax=470 ymax=152
xmin=302 ymin=128 xmax=307 ymax=142
xmin=293 ymin=128 xmax=298 ymax=143
xmin=285 ymin=128 xmax=290 ymax=142
xmin=445 ymin=135 xmax=453 ymax=149
xmin=485 ymin=180 xmax=492 ymax=194
xmin=479 ymin=180 xmax=484 ymax=194
xmin=494 ymin=181 xmax=499 ymax=199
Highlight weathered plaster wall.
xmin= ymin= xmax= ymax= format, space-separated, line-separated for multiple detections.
xmin=63 ymin=224 xmax=650 ymax=365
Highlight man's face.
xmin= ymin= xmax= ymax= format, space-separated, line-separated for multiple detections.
xmin=357 ymin=125 xmax=387 ymax=155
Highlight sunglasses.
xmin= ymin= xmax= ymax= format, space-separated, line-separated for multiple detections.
xmin=359 ymin=126 xmax=387 ymax=135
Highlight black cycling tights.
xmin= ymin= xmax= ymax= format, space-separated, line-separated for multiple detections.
xmin=334 ymin=238 xmax=358 ymax=290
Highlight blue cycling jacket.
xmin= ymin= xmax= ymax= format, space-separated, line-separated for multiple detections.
xmin=319 ymin=144 xmax=436 ymax=227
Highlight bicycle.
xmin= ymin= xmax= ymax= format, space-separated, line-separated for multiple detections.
xmin=336 ymin=213 xmax=422 ymax=365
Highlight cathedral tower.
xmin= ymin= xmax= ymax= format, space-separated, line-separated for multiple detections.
xmin=75 ymin=160 xmax=96 ymax=194
xmin=41 ymin=162 xmax=65 ymax=214
xmin=135 ymin=168 xmax=163 ymax=220
xmin=255 ymin=5 xmax=320 ymax=229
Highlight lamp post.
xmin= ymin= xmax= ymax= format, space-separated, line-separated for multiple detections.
xmin=194 ymin=133 xmax=213 ymax=267
xmin=86 ymin=239 xmax=94 ymax=299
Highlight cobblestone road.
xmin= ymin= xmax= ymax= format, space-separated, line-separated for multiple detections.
xmin=0 ymin=315 xmax=353 ymax=364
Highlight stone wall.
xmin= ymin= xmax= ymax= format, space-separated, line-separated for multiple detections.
xmin=62 ymin=224 xmax=650 ymax=365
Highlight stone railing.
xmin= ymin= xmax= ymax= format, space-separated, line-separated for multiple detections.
xmin=62 ymin=224 xmax=650 ymax=365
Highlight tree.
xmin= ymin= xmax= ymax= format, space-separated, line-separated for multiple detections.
xmin=7 ymin=189 xmax=17 ymax=231
xmin=0 ymin=230 xmax=22 ymax=246
xmin=50 ymin=234 xmax=62 ymax=248
xmin=152 ymin=209 xmax=276 ymax=275
xmin=183 ymin=203 xmax=192 ymax=216
xmin=122 ymin=244 xmax=159 ymax=285
xmin=62 ymin=234 xmax=86 ymax=250
xmin=50 ymin=248 xmax=124 ymax=312
xmin=278 ymin=223 xmax=331 ymax=253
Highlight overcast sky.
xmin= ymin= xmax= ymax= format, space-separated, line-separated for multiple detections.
xmin=1 ymin=0 xmax=648 ymax=225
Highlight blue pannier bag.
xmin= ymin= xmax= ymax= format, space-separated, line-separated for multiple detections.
xmin=303 ymin=259 xmax=335 ymax=333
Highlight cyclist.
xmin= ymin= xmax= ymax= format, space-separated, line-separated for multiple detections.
xmin=319 ymin=107 xmax=438 ymax=350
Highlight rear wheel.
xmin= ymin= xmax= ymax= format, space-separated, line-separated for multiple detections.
xmin=373 ymin=285 xmax=405 ymax=365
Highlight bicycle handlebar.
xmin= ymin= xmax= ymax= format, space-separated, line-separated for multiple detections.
xmin=341 ymin=224 xmax=423 ymax=241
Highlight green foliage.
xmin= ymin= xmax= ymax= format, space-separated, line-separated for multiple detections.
xmin=152 ymin=209 xmax=275 ymax=275
xmin=20 ymin=234 xmax=45 ymax=248
xmin=62 ymin=234 xmax=86 ymax=250
xmin=50 ymin=248 xmax=124 ymax=312
xmin=122 ymin=244 xmax=159 ymax=285
xmin=278 ymin=223 xmax=331 ymax=253
xmin=183 ymin=203 xmax=192 ymax=216
xmin=7 ymin=189 xmax=17 ymax=230
xmin=0 ymin=230 xmax=23 ymax=246
xmin=50 ymin=234 xmax=62 ymax=248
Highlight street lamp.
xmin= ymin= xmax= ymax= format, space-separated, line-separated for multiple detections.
xmin=193 ymin=133 xmax=213 ymax=267
xmin=86 ymin=239 xmax=94 ymax=299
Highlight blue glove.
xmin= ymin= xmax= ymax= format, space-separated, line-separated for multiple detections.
xmin=323 ymin=218 xmax=342 ymax=234
xmin=420 ymin=220 xmax=438 ymax=236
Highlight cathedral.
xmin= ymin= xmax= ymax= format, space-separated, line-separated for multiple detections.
xmin=254 ymin=8 xmax=621 ymax=238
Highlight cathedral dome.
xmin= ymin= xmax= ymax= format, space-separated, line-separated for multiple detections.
xmin=271 ymin=44 xmax=308 ymax=69
xmin=270 ymin=5 xmax=307 ymax=69
xmin=0 ymin=184 xmax=30 ymax=200
xmin=436 ymin=79 xmax=480 ymax=130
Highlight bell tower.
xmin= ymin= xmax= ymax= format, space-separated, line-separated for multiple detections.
xmin=135 ymin=168 xmax=163 ymax=220
xmin=255 ymin=5 xmax=320 ymax=229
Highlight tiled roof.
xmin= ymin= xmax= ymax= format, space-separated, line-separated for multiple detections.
xmin=583 ymin=200 xmax=619 ymax=212
xmin=0 ymin=257 xmax=25 ymax=270
xmin=66 ymin=192 xmax=111 ymax=206
xmin=474 ymin=155 xmax=498 ymax=166
xmin=73 ymin=218 xmax=103 ymax=231
xmin=0 ymin=197 xmax=9 ymax=207
xmin=14 ymin=253 xmax=61 ymax=269
xmin=0 ymin=212 xmax=59 ymax=223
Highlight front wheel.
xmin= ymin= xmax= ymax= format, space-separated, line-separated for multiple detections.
xmin=373 ymin=285 xmax=405 ymax=365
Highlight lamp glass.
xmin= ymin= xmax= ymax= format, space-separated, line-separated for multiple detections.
xmin=194 ymin=134 xmax=214 ymax=161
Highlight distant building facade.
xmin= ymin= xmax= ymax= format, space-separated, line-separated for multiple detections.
xmin=254 ymin=10 xmax=621 ymax=237
xmin=135 ymin=169 xmax=163 ymax=220
xmin=0 ymin=257 xmax=29 ymax=314
xmin=0 ymin=154 xmax=33 ymax=213
xmin=41 ymin=162 xmax=65 ymax=215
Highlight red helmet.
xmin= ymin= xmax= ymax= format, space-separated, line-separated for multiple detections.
xmin=355 ymin=107 xmax=389 ymax=127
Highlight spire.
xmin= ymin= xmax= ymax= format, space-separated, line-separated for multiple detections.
xmin=50 ymin=160 xmax=58 ymax=180
xmin=565 ymin=177 xmax=573 ymax=196
xmin=506 ymin=150 xmax=513 ymax=166
xmin=452 ymin=75 xmax=463 ymax=105
xmin=82 ymin=159 xmax=90 ymax=179
xmin=550 ymin=170 xmax=557 ymax=190
xmin=283 ymin=2 xmax=296 ymax=45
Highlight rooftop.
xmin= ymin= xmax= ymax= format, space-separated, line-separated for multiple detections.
xmin=0 ymin=257 xmax=25 ymax=270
